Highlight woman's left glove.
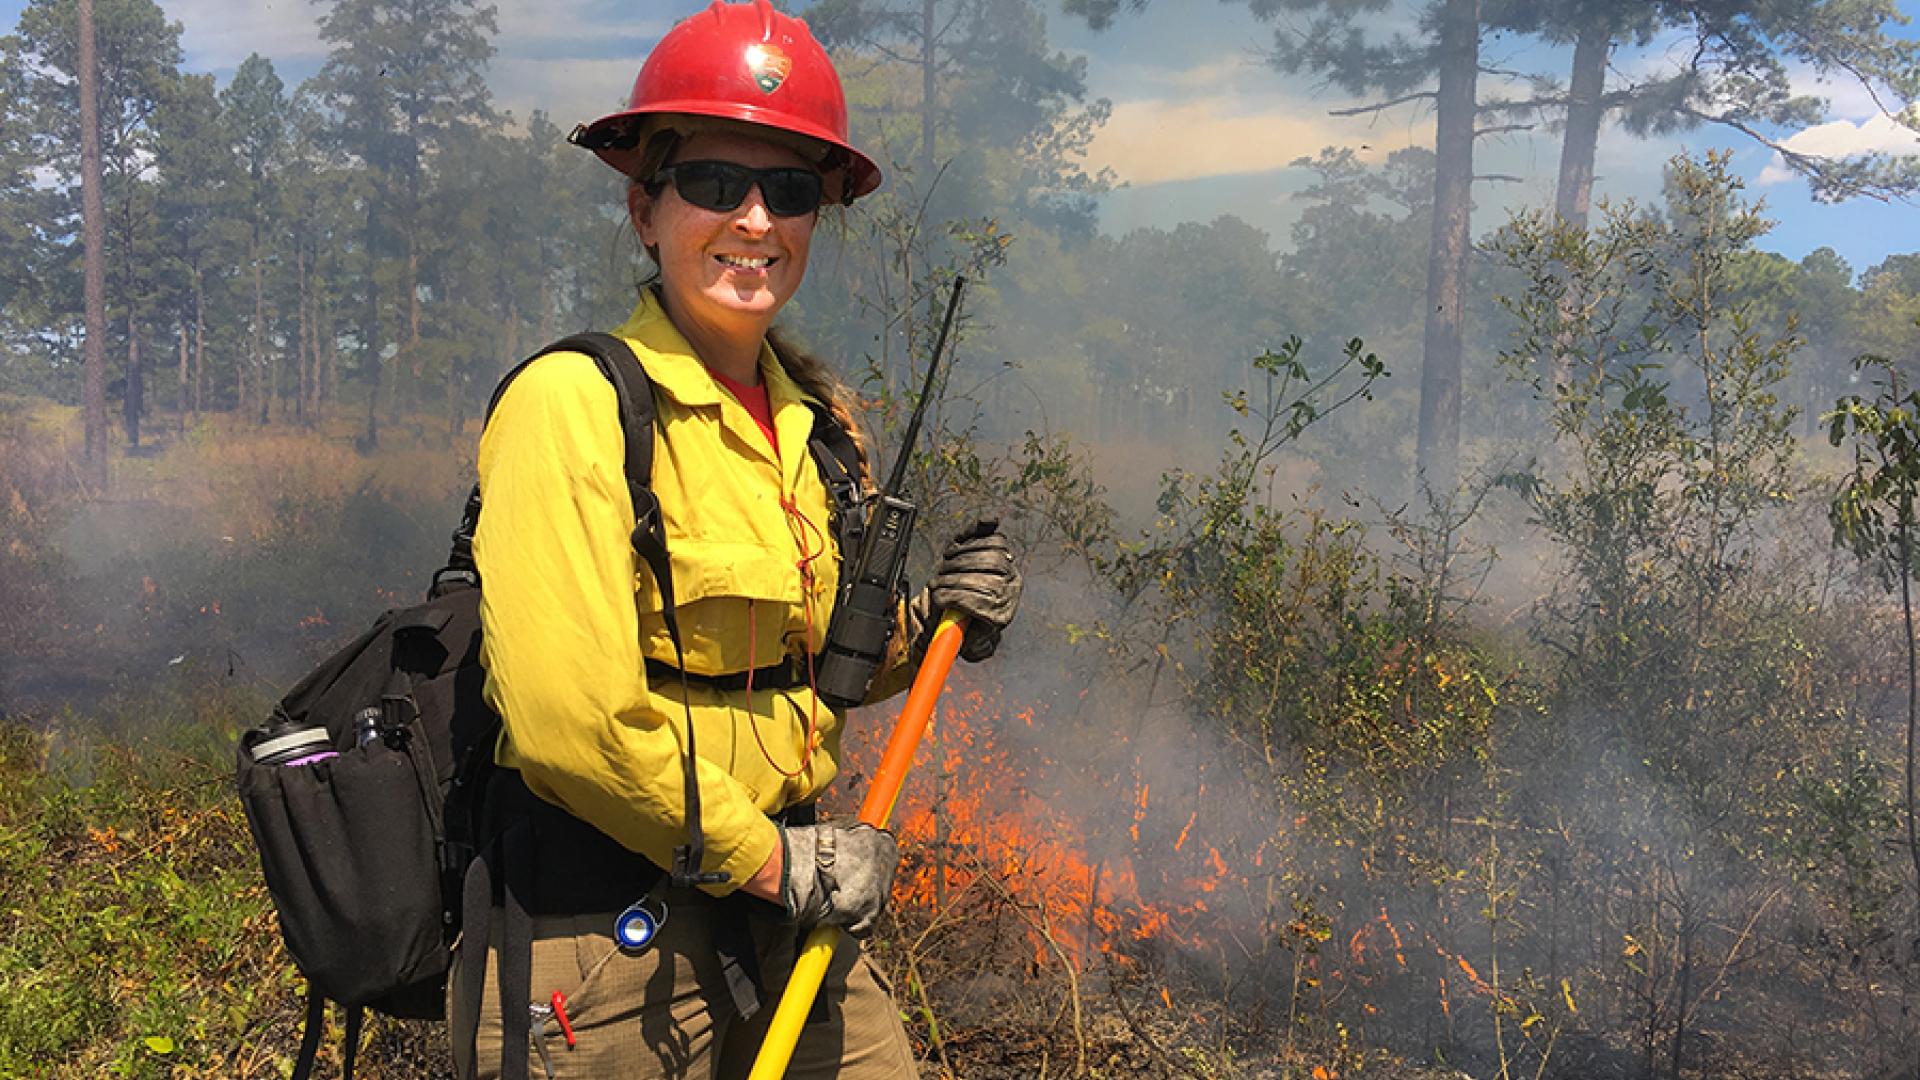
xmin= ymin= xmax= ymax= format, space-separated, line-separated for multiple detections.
xmin=906 ymin=518 xmax=1022 ymax=663
xmin=780 ymin=821 xmax=899 ymax=937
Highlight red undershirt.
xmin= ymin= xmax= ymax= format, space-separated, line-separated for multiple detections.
xmin=709 ymin=367 xmax=778 ymax=457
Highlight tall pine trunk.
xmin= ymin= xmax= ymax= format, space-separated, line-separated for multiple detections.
xmin=123 ymin=322 xmax=143 ymax=448
xmin=77 ymin=0 xmax=109 ymax=485
xmin=441 ymin=266 xmax=458 ymax=446
xmin=506 ymin=296 xmax=521 ymax=380
xmin=362 ymin=201 xmax=381 ymax=449
xmin=539 ymin=276 xmax=554 ymax=344
xmin=238 ymin=339 xmax=248 ymax=416
xmin=320 ymin=291 xmax=337 ymax=421
xmin=269 ymin=329 xmax=280 ymax=423
xmin=399 ymin=227 xmax=418 ymax=431
xmin=397 ymin=134 xmax=422 ymax=432
xmin=176 ymin=317 xmax=188 ymax=437
xmin=1415 ymin=0 xmax=1478 ymax=494
xmin=921 ymin=0 xmax=936 ymax=181
xmin=254 ymin=226 xmax=269 ymax=424
xmin=1549 ymin=25 xmax=1610 ymax=391
xmin=408 ymin=231 xmax=421 ymax=369
xmin=192 ymin=265 xmax=205 ymax=417
xmin=296 ymin=241 xmax=310 ymax=424
xmin=445 ymin=342 xmax=461 ymax=446
xmin=1555 ymin=24 xmax=1608 ymax=229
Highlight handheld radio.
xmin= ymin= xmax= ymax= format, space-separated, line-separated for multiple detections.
xmin=814 ymin=278 xmax=967 ymax=708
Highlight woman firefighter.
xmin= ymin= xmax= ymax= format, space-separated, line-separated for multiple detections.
xmin=448 ymin=1 xmax=1022 ymax=1077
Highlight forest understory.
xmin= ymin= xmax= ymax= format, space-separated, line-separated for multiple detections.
xmin=6 ymin=339 xmax=1920 ymax=1078
xmin=3 ymin=0 xmax=1919 ymax=1069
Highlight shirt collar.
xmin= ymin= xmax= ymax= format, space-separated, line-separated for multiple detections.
xmin=613 ymin=289 xmax=821 ymax=414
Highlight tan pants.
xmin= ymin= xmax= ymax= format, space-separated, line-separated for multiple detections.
xmin=449 ymin=897 xmax=919 ymax=1079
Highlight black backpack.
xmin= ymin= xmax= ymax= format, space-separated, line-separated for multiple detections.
xmin=234 ymin=333 xmax=864 ymax=1079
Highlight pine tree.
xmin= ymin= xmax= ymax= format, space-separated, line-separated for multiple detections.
xmin=307 ymin=0 xmax=498 ymax=448
xmin=1505 ymin=0 xmax=1920 ymax=230
xmin=221 ymin=54 xmax=287 ymax=423
xmin=807 ymin=0 xmax=1112 ymax=227
xmin=1066 ymin=0 xmax=1493 ymax=492
xmin=152 ymin=71 xmax=241 ymax=429
xmin=14 ymin=0 xmax=182 ymax=450
xmin=76 ymin=0 xmax=108 ymax=477
xmin=0 ymin=40 xmax=43 ymax=362
xmin=278 ymin=86 xmax=365 ymax=426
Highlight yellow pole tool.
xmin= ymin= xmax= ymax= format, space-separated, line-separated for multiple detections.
xmin=747 ymin=610 xmax=969 ymax=1080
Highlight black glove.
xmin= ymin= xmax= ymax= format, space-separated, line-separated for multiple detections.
xmin=780 ymin=821 xmax=899 ymax=937
xmin=907 ymin=519 xmax=1022 ymax=663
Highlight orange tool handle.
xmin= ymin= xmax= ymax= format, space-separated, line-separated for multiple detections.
xmin=747 ymin=611 xmax=968 ymax=1080
xmin=860 ymin=610 xmax=967 ymax=827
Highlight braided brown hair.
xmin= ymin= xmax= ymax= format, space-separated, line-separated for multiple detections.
xmin=767 ymin=328 xmax=872 ymax=487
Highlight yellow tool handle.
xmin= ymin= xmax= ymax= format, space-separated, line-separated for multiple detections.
xmin=747 ymin=925 xmax=841 ymax=1080
xmin=747 ymin=611 xmax=969 ymax=1080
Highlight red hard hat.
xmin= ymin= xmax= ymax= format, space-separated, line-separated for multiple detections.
xmin=569 ymin=0 xmax=882 ymax=201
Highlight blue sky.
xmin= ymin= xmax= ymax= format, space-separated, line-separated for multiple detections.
xmin=1048 ymin=1 xmax=1920 ymax=276
xmin=4 ymin=0 xmax=1916 ymax=278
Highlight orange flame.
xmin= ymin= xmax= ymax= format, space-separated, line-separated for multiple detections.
xmin=847 ymin=676 xmax=1249 ymax=971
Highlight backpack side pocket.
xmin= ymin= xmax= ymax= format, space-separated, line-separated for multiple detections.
xmin=237 ymin=728 xmax=448 ymax=1015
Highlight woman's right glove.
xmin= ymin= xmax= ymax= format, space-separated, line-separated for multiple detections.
xmin=906 ymin=518 xmax=1023 ymax=663
xmin=780 ymin=821 xmax=899 ymax=937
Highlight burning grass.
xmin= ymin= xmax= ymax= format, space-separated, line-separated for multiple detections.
xmin=829 ymin=623 xmax=1920 ymax=1079
xmin=8 ymin=382 xmax=1918 ymax=1076
xmin=836 ymin=673 xmax=1476 ymax=1078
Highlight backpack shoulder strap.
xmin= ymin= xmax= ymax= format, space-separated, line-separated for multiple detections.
xmin=541 ymin=336 xmax=717 ymax=888
xmin=455 ymin=332 xmax=722 ymax=892
xmin=802 ymin=400 xmax=867 ymax=554
xmin=437 ymin=334 xmax=656 ymax=593
xmin=449 ymin=337 xmax=864 ymax=585
xmin=803 ymin=401 xmax=862 ymax=495
xmin=486 ymin=332 xmax=657 ymax=487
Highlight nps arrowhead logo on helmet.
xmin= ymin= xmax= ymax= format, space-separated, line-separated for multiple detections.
xmin=745 ymin=43 xmax=792 ymax=94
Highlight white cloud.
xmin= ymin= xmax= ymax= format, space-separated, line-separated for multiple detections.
xmin=490 ymin=56 xmax=644 ymax=130
xmin=1609 ymin=37 xmax=1914 ymax=125
xmin=168 ymin=0 xmax=667 ymax=89
xmin=1086 ymin=94 xmax=1424 ymax=186
xmin=1160 ymin=57 xmax=1261 ymax=92
xmin=1085 ymin=53 xmax=1274 ymax=105
xmin=494 ymin=3 xmax=663 ymax=45
xmin=1757 ymin=112 xmax=1920 ymax=185
xmin=165 ymin=0 xmax=327 ymax=70
xmin=1780 ymin=61 xmax=1909 ymax=123
xmin=1080 ymin=37 xmax=1459 ymax=187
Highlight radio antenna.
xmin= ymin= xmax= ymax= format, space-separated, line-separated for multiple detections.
xmin=883 ymin=277 xmax=965 ymax=497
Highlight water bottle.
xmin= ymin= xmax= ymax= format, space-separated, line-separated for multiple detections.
xmin=249 ymin=714 xmax=338 ymax=768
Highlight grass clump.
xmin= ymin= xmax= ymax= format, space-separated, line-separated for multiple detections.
xmin=0 ymin=678 xmax=445 ymax=1078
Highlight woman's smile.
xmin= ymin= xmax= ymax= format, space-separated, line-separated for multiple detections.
xmin=634 ymin=131 xmax=818 ymax=364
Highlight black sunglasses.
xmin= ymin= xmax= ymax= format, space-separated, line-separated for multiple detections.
xmin=646 ymin=160 xmax=824 ymax=218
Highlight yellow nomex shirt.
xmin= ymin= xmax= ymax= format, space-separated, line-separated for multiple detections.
xmin=473 ymin=291 xmax=904 ymax=894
